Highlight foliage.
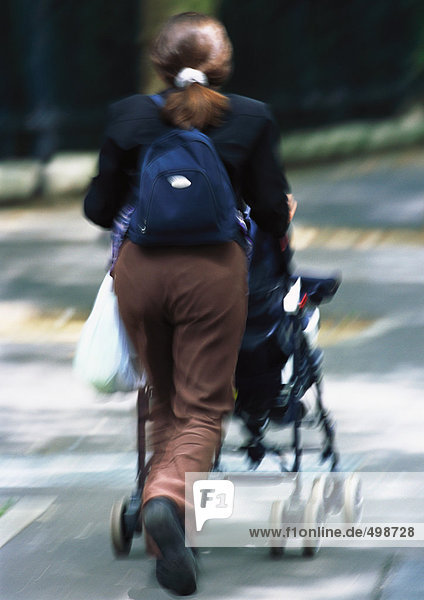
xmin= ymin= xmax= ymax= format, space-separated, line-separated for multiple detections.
xmin=0 ymin=499 xmax=15 ymax=518
xmin=3 ymin=0 xmax=423 ymax=156
xmin=219 ymin=0 xmax=424 ymax=130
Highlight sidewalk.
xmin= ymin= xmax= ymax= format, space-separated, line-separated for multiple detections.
xmin=1 ymin=104 xmax=424 ymax=203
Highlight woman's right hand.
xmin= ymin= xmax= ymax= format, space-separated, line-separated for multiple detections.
xmin=287 ymin=193 xmax=297 ymax=222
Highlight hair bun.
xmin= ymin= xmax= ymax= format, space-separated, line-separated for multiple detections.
xmin=174 ymin=68 xmax=209 ymax=88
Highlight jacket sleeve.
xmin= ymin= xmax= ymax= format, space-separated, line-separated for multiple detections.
xmin=241 ymin=109 xmax=290 ymax=238
xmin=84 ymin=106 xmax=130 ymax=229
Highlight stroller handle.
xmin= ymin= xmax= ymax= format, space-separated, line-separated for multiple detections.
xmin=290 ymin=273 xmax=341 ymax=306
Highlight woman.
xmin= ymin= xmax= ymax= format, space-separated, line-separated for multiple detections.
xmin=84 ymin=12 xmax=294 ymax=596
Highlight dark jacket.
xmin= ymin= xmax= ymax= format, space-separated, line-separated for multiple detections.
xmin=84 ymin=93 xmax=291 ymax=238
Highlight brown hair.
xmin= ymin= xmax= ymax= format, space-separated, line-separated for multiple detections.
xmin=150 ymin=12 xmax=233 ymax=131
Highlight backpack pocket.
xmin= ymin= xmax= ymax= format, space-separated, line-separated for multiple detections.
xmin=136 ymin=169 xmax=223 ymax=245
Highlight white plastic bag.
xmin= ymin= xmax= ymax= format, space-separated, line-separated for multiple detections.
xmin=73 ymin=273 xmax=145 ymax=393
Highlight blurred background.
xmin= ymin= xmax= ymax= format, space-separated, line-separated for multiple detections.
xmin=2 ymin=0 xmax=424 ymax=162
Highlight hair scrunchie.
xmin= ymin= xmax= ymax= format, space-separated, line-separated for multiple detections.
xmin=174 ymin=67 xmax=209 ymax=88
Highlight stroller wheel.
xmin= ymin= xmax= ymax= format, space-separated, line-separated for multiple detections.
xmin=302 ymin=482 xmax=325 ymax=557
xmin=110 ymin=497 xmax=133 ymax=557
xmin=325 ymin=477 xmax=345 ymax=516
xmin=343 ymin=473 xmax=363 ymax=524
xmin=313 ymin=474 xmax=344 ymax=517
xmin=269 ymin=500 xmax=287 ymax=558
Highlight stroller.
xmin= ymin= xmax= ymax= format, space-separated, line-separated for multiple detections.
xmin=110 ymin=221 xmax=346 ymax=558
xmin=230 ymin=220 xmax=340 ymax=473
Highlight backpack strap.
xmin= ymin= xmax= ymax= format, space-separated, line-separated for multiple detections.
xmin=150 ymin=94 xmax=166 ymax=109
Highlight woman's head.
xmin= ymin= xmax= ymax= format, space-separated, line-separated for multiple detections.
xmin=151 ymin=12 xmax=233 ymax=89
xmin=150 ymin=12 xmax=233 ymax=130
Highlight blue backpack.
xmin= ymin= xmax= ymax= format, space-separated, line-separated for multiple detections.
xmin=128 ymin=94 xmax=239 ymax=246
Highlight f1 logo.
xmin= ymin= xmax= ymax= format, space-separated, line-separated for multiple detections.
xmin=193 ymin=480 xmax=235 ymax=531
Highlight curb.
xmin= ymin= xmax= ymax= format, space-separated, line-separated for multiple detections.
xmin=281 ymin=105 xmax=424 ymax=164
xmin=0 ymin=153 xmax=98 ymax=204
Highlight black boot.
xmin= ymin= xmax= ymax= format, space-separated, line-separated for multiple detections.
xmin=143 ymin=497 xmax=197 ymax=596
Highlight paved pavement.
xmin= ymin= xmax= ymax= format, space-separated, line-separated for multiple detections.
xmin=1 ymin=148 xmax=424 ymax=599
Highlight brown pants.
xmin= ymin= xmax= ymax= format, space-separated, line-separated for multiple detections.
xmin=114 ymin=240 xmax=248 ymax=516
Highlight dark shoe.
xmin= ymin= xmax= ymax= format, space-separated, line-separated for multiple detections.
xmin=143 ymin=497 xmax=197 ymax=596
